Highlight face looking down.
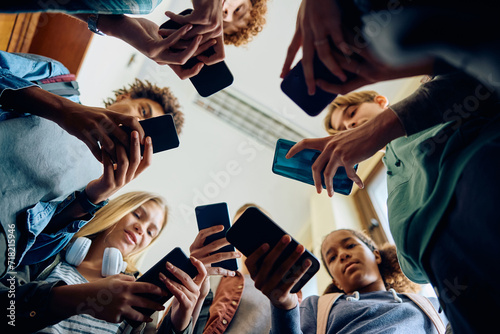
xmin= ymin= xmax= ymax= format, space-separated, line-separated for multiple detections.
xmin=321 ymin=230 xmax=385 ymax=294
xmin=330 ymin=96 xmax=388 ymax=131
xmin=101 ymin=200 xmax=165 ymax=257
xmin=223 ymin=0 xmax=253 ymax=34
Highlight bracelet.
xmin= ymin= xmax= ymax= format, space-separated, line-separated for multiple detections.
xmin=76 ymin=189 xmax=108 ymax=215
xmin=87 ymin=14 xmax=106 ymax=36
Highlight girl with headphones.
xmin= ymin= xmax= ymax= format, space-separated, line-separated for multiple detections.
xmin=34 ymin=191 xmax=207 ymax=334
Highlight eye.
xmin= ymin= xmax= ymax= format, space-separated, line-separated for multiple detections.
xmin=329 ymin=255 xmax=337 ymax=263
xmin=141 ymin=107 xmax=147 ymax=118
xmin=347 ymin=243 xmax=356 ymax=249
xmin=350 ymin=109 xmax=356 ymax=118
xmin=235 ymin=5 xmax=241 ymax=13
xmin=147 ymin=230 xmax=153 ymax=237
xmin=133 ymin=211 xmax=140 ymax=219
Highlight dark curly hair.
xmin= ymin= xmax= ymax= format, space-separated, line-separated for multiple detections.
xmin=224 ymin=0 xmax=268 ymax=47
xmin=104 ymin=79 xmax=184 ymax=134
xmin=321 ymin=229 xmax=420 ymax=295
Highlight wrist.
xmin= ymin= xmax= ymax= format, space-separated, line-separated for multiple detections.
xmin=377 ymin=108 xmax=406 ymax=144
xmin=78 ymin=188 xmax=108 ymax=215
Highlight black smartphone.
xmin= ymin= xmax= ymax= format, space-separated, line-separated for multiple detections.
xmin=160 ymin=9 xmax=234 ymax=97
xmin=122 ymin=114 xmax=180 ymax=154
xmin=281 ymin=53 xmax=357 ymax=116
xmin=195 ymin=202 xmax=238 ymax=271
xmin=226 ymin=207 xmax=320 ymax=294
xmin=272 ymin=138 xmax=356 ymax=195
xmin=126 ymin=247 xmax=198 ymax=327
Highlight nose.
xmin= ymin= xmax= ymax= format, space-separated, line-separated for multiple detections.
xmin=339 ymin=252 xmax=350 ymax=262
xmin=133 ymin=222 xmax=144 ymax=236
xmin=223 ymin=8 xmax=232 ymax=21
xmin=346 ymin=118 xmax=367 ymax=130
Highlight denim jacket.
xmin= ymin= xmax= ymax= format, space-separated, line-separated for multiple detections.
xmin=0 ymin=51 xmax=101 ymax=278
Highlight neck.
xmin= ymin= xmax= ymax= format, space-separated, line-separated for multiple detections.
xmin=350 ymin=279 xmax=386 ymax=295
xmin=76 ymin=235 xmax=107 ymax=278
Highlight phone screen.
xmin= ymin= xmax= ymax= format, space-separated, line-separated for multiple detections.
xmin=272 ymin=138 xmax=356 ymax=195
xmin=226 ymin=207 xmax=320 ymax=293
xmin=195 ymin=203 xmax=238 ymax=271
xmin=127 ymin=247 xmax=197 ymax=327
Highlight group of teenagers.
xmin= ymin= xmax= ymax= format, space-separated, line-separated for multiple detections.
xmin=1 ymin=0 xmax=500 ymax=333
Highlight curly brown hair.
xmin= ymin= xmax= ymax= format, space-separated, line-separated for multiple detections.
xmin=104 ymin=79 xmax=184 ymax=134
xmin=224 ymin=0 xmax=268 ymax=47
xmin=321 ymin=229 xmax=420 ymax=295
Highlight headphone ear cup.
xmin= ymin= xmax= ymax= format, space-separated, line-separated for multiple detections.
xmin=65 ymin=237 xmax=91 ymax=267
xmin=102 ymin=247 xmax=126 ymax=277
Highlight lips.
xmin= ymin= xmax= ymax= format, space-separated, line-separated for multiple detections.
xmin=343 ymin=261 xmax=359 ymax=273
xmin=124 ymin=230 xmax=137 ymax=245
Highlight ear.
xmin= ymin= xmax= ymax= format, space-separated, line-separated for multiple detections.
xmin=374 ymin=249 xmax=382 ymax=265
xmin=115 ymin=93 xmax=131 ymax=102
xmin=374 ymin=95 xmax=389 ymax=109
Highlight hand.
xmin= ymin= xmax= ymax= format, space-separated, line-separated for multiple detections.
xmin=85 ymin=131 xmax=153 ymax=204
xmin=60 ymin=103 xmax=145 ymax=163
xmin=159 ymin=258 xmax=208 ymax=332
xmin=165 ymin=0 xmax=223 ymax=41
xmin=286 ymin=108 xmax=406 ymax=196
xmin=51 ymin=274 xmax=166 ymax=323
xmin=282 ymin=0 xmax=351 ymax=95
xmin=189 ymin=225 xmax=241 ymax=276
xmin=245 ymin=236 xmax=311 ymax=310
xmin=99 ymin=15 xmax=203 ymax=66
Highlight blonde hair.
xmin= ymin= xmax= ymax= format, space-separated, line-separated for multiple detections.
xmin=324 ymin=91 xmax=379 ymax=135
xmin=224 ymin=0 xmax=268 ymax=47
xmin=73 ymin=191 xmax=168 ymax=273
xmin=234 ymin=203 xmax=270 ymax=221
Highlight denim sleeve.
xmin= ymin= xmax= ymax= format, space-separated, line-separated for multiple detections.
xmin=270 ymin=302 xmax=302 ymax=334
xmin=389 ymin=71 xmax=498 ymax=136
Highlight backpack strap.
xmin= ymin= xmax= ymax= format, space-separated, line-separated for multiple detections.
xmin=316 ymin=293 xmax=343 ymax=334
xmin=403 ymin=293 xmax=445 ymax=334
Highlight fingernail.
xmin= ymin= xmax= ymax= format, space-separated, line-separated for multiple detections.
xmin=132 ymin=131 xmax=138 ymax=138
xmin=166 ymin=261 xmax=173 ymax=269
xmin=296 ymin=245 xmax=304 ymax=253
xmin=236 ymin=253 xmax=242 ymax=258
xmin=159 ymin=272 xmax=166 ymax=281
xmin=262 ymin=244 xmax=270 ymax=252
xmin=186 ymin=24 xmax=193 ymax=31
xmin=146 ymin=137 xmax=152 ymax=144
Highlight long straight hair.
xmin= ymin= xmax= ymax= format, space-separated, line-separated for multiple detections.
xmin=73 ymin=191 xmax=168 ymax=273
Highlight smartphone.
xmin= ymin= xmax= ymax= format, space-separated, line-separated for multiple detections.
xmin=122 ymin=114 xmax=180 ymax=154
xmin=126 ymin=247 xmax=198 ymax=327
xmin=272 ymin=138 xmax=356 ymax=195
xmin=195 ymin=203 xmax=238 ymax=271
xmin=281 ymin=53 xmax=357 ymax=116
xmin=160 ymin=9 xmax=234 ymax=97
xmin=226 ymin=206 xmax=320 ymax=293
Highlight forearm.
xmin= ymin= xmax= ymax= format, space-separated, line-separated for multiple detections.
xmin=390 ymin=71 xmax=498 ymax=136
xmin=270 ymin=303 xmax=302 ymax=334
xmin=0 ymin=85 xmax=77 ymax=124
xmin=157 ymin=309 xmax=193 ymax=334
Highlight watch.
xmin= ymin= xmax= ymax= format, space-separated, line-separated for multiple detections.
xmin=87 ymin=14 xmax=105 ymax=36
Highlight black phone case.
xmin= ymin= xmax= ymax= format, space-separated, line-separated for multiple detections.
xmin=281 ymin=53 xmax=357 ymax=116
xmin=122 ymin=114 xmax=179 ymax=154
xmin=226 ymin=207 xmax=320 ymax=293
xmin=126 ymin=247 xmax=197 ymax=327
xmin=160 ymin=9 xmax=234 ymax=97
xmin=195 ymin=203 xmax=238 ymax=271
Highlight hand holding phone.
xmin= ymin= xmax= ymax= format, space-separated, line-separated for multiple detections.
xmin=122 ymin=114 xmax=180 ymax=155
xmin=272 ymin=138 xmax=356 ymax=195
xmin=125 ymin=247 xmax=197 ymax=327
xmin=195 ymin=203 xmax=238 ymax=272
xmin=160 ymin=9 xmax=233 ymax=97
xmin=226 ymin=207 xmax=320 ymax=293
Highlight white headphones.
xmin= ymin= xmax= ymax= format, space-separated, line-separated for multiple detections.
xmin=65 ymin=237 xmax=128 ymax=276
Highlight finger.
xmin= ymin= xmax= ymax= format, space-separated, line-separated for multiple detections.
xmin=281 ymin=30 xmax=302 ymax=79
xmin=315 ymin=43 xmax=347 ymax=82
xmin=253 ymin=236 xmax=292 ymax=290
xmin=280 ymin=257 xmax=312 ymax=296
xmin=184 ymin=21 xmax=220 ymax=38
xmin=118 ymin=114 xmax=145 ymax=144
xmin=301 ymin=30 xmax=316 ymax=95
xmin=86 ymin=141 xmax=103 ymax=163
xmin=172 ymin=35 xmax=203 ymax=64
xmin=193 ymin=38 xmax=217 ymax=57
xmin=207 ymin=267 xmax=237 ymax=277
xmin=129 ymin=295 xmax=165 ymax=313
xmin=114 ymin=142 xmax=129 ymax=186
xmin=197 ymin=36 xmax=224 ymax=66
xmin=125 ymin=131 xmax=141 ymax=181
xmin=202 ymin=250 xmax=241 ymax=268
xmin=164 ymin=11 xmax=192 ymax=24
xmin=265 ymin=244 xmax=306 ymax=294
xmin=323 ymin=158 xmax=341 ymax=197
xmin=245 ymin=243 xmax=270 ymax=278
xmin=311 ymin=152 xmax=330 ymax=194
xmin=190 ymin=257 xmax=208 ymax=285
xmin=165 ymin=261 xmax=198 ymax=292
xmin=134 ymin=136 xmax=152 ymax=176
xmin=345 ymin=166 xmax=364 ymax=189
xmin=100 ymin=150 xmax=115 ymax=183
xmin=286 ymin=138 xmax=324 ymax=159
xmin=131 ymin=281 xmax=165 ymax=296
xmin=169 ymin=62 xmax=204 ymax=80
